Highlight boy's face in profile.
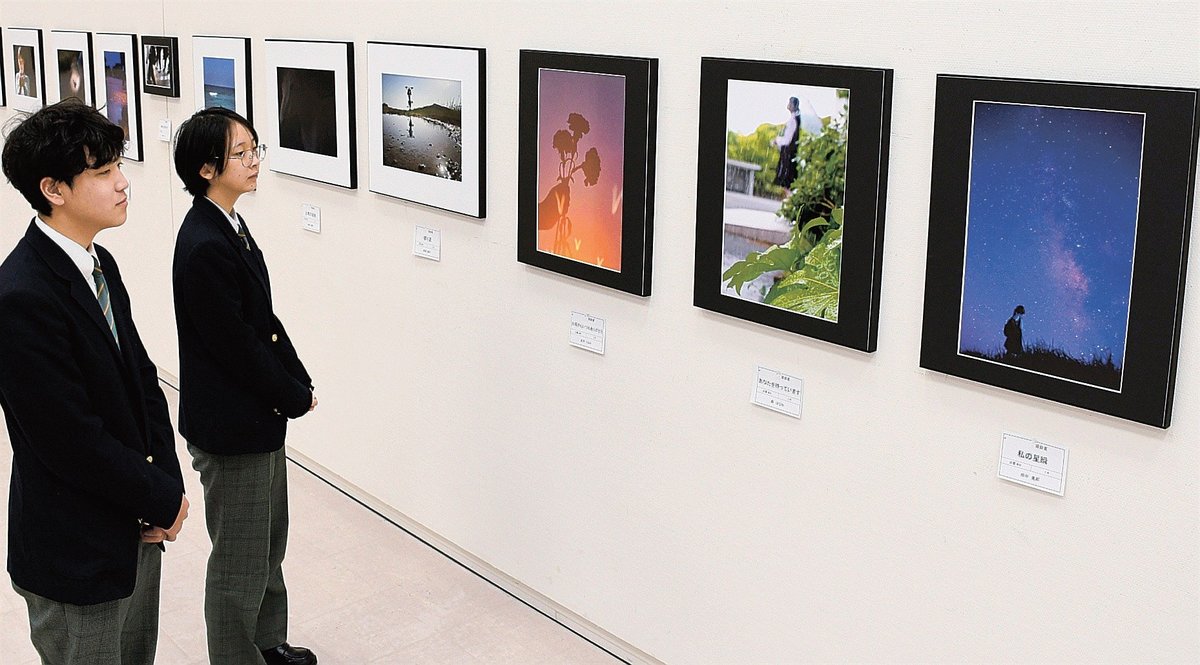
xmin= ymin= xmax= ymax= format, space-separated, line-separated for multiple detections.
xmin=51 ymin=151 xmax=129 ymax=234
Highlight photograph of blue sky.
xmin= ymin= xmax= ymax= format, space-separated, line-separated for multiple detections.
xmin=202 ymin=57 xmax=235 ymax=110
xmin=382 ymin=73 xmax=460 ymax=109
xmin=203 ymin=57 xmax=233 ymax=88
xmin=958 ymin=101 xmax=1144 ymax=375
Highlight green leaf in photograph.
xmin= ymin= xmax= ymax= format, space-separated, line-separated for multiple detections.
xmin=722 ymin=243 xmax=802 ymax=295
xmin=764 ymin=228 xmax=843 ymax=321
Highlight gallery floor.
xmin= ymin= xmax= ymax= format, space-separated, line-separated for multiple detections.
xmin=0 ymin=386 xmax=619 ymax=665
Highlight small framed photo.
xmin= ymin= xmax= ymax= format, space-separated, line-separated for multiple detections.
xmin=141 ymin=35 xmax=179 ymax=97
xmin=693 ymin=58 xmax=893 ymax=352
xmin=93 ymin=33 xmax=143 ymax=161
xmin=46 ymin=30 xmax=94 ymax=106
xmin=0 ymin=30 xmax=6 ymax=106
xmin=920 ymin=74 xmax=1200 ymax=428
xmin=264 ymin=38 xmax=357 ymax=189
xmin=367 ymin=41 xmax=485 ymax=218
xmin=192 ymin=35 xmax=252 ymax=122
xmin=517 ymin=49 xmax=658 ymax=297
xmin=5 ymin=27 xmax=45 ymax=112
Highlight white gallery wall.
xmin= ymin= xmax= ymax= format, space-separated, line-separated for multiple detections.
xmin=0 ymin=1 xmax=1197 ymax=662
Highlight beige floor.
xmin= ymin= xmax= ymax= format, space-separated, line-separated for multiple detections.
xmin=0 ymin=388 xmax=621 ymax=665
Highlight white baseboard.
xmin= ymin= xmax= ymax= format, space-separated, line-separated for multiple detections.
xmin=283 ymin=447 xmax=663 ymax=665
xmin=157 ymin=368 xmax=180 ymax=390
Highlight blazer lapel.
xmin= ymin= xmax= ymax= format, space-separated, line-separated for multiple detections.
xmin=99 ymin=252 xmax=150 ymax=443
xmin=23 ymin=223 xmax=123 ymax=362
xmin=236 ymin=214 xmax=274 ymax=306
xmin=196 ymin=197 xmax=272 ymax=304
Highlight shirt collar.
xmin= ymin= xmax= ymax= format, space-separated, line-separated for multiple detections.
xmin=205 ymin=196 xmax=242 ymax=234
xmin=33 ymin=216 xmax=99 ymax=284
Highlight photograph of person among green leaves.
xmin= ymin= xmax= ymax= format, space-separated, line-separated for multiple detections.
xmin=720 ymin=81 xmax=849 ymax=322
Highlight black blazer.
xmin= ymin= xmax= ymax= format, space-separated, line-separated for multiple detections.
xmin=0 ymin=222 xmax=185 ymax=605
xmin=173 ymin=197 xmax=312 ymax=455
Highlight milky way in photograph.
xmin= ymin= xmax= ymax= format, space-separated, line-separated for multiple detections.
xmin=958 ymin=101 xmax=1144 ymax=374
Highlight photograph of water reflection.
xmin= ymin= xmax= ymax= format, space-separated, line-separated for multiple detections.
xmin=380 ymin=73 xmax=463 ymax=181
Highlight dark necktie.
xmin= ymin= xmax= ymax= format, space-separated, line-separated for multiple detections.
xmin=92 ymin=257 xmax=120 ymax=346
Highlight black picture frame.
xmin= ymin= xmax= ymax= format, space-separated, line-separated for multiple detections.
xmin=94 ymin=32 xmax=144 ymax=161
xmin=141 ymin=35 xmax=179 ymax=97
xmin=192 ymin=35 xmax=253 ymax=123
xmin=366 ymin=41 xmax=486 ymax=218
xmin=517 ymin=49 xmax=658 ymax=297
xmin=1 ymin=29 xmax=7 ymax=107
xmin=265 ymin=38 xmax=357 ymax=189
xmin=692 ymin=58 xmax=893 ymax=352
xmin=47 ymin=30 xmax=95 ymax=107
xmin=6 ymin=27 xmax=46 ymax=112
xmin=920 ymin=74 xmax=1199 ymax=428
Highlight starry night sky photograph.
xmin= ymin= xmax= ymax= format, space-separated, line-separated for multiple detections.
xmin=958 ymin=101 xmax=1144 ymax=389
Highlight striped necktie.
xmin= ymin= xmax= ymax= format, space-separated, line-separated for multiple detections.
xmin=236 ymin=218 xmax=250 ymax=250
xmin=92 ymin=256 xmax=120 ymax=346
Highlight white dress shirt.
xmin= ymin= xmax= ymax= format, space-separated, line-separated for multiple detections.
xmin=205 ymin=196 xmax=243 ymax=234
xmin=33 ymin=216 xmax=104 ymax=293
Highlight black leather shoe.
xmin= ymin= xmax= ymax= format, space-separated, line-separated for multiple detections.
xmin=261 ymin=642 xmax=317 ymax=665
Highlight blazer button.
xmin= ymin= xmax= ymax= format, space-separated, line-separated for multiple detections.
xmin=146 ymin=455 xmax=154 ymax=463
xmin=273 ymin=408 xmax=281 ymax=415
xmin=271 ymin=334 xmax=279 ymax=342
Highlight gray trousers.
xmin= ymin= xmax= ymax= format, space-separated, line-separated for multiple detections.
xmin=188 ymin=444 xmax=290 ymax=665
xmin=13 ymin=542 xmax=162 ymax=665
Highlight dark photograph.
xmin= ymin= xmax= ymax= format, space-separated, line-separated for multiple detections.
xmin=102 ymin=50 xmax=129 ymax=136
xmin=278 ymin=67 xmax=337 ymax=157
xmin=957 ymin=102 xmax=1143 ymax=391
xmin=57 ymin=49 xmax=86 ymax=103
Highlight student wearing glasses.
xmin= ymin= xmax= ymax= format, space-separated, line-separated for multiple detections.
xmin=172 ymin=107 xmax=317 ymax=665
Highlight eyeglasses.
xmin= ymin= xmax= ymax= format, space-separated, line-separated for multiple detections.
xmin=228 ymin=144 xmax=268 ymax=167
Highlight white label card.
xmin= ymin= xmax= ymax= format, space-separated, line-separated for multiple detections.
xmin=569 ymin=312 xmax=605 ymax=355
xmin=301 ymin=204 xmax=321 ymax=233
xmin=752 ymin=366 xmax=803 ymax=419
xmin=158 ymin=119 xmax=172 ymax=142
xmin=413 ymin=225 xmax=441 ymax=261
xmin=998 ymin=432 xmax=1068 ymax=496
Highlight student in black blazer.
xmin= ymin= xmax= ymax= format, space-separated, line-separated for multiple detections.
xmin=0 ymin=100 xmax=189 ymax=663
xmin=172 ymin=108 xmax=317 ymax=665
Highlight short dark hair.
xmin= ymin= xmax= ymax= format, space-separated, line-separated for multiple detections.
xmin=173 ymin=107 xmax=258 ymax=197
xmin=1 ymin=99 xmax=126 ymax=216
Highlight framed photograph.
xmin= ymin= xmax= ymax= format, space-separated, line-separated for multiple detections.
xmin=920 ymin=74 xmax=1200 ymax=428
xmin=517 ymin=50 xmax=658 ymax=296
xmin=264 ymin=39 xmax=357 ymax=189
xmin=0 ymin=30 xmax=6 ymax=106
xmin=45 ymin=30 xmax=94 ymax=106
xmin=93 ymin=33 xmax=143 ymax=161
xmin=693 ymin=58 xmax=892 ymax=352
xmin=192 ymin=35 xmax=251 ymax=121
xmin=6 ymin=27 xmax=45 ymax=112
xmin=366 ymin=41 xmax=485 ymax=218
xmin=141 ymin=35 xmax=179 ymax=97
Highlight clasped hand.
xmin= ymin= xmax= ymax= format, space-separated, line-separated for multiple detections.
xmin=140 ymin=495 xmax=190 ymax=544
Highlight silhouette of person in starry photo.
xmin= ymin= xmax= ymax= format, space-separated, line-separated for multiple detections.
xmin=1004 ymin=305 xmax=1025 ymax=357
